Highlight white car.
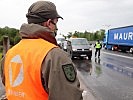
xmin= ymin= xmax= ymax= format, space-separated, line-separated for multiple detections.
xmin=56 ymin=37 xmax=72 ymax=58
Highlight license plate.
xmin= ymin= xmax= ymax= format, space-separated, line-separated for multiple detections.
xmin=81 ymin=55 xmax=86 ymax=57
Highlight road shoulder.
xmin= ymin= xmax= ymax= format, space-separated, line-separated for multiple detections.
xmin=77 ymin=71 xmax=97 ymax=100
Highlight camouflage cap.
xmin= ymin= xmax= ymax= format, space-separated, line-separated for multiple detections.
xmin=26 ymin=1 xmax=63 ymax=24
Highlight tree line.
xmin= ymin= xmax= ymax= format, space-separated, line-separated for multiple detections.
xmin=0 ymin=26 xmax=21 ymax=52
xmin=0 ymin=26 xmax=105 ymax=52
xmin=63 ymin=29 xmax=105 ymax=41
xmin=0 ymin=26 xmax=21 ymax=45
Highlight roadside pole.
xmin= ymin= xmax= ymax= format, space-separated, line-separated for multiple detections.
xmin=3 ymin=36 xmax=10 ymax=56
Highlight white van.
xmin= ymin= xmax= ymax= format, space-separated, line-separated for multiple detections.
xmin=56 ymin=36 xmax=72 ymax=58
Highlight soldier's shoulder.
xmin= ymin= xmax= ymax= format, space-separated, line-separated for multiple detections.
xmin=48 ymin=47 xmax=69 ymax=58
xmin=51 ymin=47 xmax=66 ymax=54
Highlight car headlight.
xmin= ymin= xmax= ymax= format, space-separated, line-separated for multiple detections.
xmin=63 ymin=46 xmax=67 ymax=49
xmin=89 ymin=48 xmax=92 ymax=51
xmin=73 ymin=49 xmax=77 ymax=51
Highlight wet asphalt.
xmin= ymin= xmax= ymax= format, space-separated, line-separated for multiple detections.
xmin=73 ymin=48 xmax=133 ymax=100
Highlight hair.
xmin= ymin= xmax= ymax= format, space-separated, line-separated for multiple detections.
xmin=36 ymin=22 xmax=45 ymax=26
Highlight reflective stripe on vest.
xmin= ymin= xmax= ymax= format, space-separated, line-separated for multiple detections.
xmin=4 ymin=39 xmax=57 ymax=100
xmin=95 ymin=42 xmax=101 ymax=48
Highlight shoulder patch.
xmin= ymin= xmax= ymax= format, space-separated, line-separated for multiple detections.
xmin=62 ymin=64 xmax=76 ymax=82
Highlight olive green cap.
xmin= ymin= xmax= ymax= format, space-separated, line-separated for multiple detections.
xmin=26 ymin=1 xmax=63 ymax=24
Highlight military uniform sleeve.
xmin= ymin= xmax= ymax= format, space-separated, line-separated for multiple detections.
xmin=41 ymin=47 xmax=83 ymax=100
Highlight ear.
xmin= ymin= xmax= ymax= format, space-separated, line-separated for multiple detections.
xmin=45 ymin=19 xmax=52 ymax=28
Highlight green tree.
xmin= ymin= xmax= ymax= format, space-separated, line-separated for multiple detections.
xmin=0 ymin=26 xmax=20 ymax=46
xmin=67 ymin=32 xmax=73 ymax=38
xmin=65 ymin=29 xmax=105 ymax=41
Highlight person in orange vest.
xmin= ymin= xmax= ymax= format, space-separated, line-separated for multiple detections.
xmin=1 ymin=1 xmax=83 ymax=100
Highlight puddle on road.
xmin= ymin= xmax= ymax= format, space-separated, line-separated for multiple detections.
xmin=73 ymin=58 xmax=103 ymax=77
xmin=91 ymin=58 xmax=103 ymax=78
xmin=73 ymin=58 xmax=92 ymax=75
xmin=73 ymin=57 xmax=133 ymax=79
xmin=103 ymin=62 xmax=133 ymax=78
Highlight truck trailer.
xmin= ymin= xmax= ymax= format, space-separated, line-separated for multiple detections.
xmin=103 ymin=25 xmax=133 ymax=53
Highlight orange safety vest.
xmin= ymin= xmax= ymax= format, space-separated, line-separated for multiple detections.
xmin=4 ymin=39 xmax=57 ymax=100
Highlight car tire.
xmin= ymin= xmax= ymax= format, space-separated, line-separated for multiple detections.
xmin=88 ymin=56 xmax=91 ymax=60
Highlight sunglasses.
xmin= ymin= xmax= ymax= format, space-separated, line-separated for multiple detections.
xmin=50 ymin=20 xmax=56 ymax=25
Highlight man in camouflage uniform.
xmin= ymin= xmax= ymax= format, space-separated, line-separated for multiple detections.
xmin=1 ymin=1 xmax=83 ymax=100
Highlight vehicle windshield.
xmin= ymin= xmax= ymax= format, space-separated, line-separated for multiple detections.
xmin=56 ymin=38 xmax=66 ymax=42
xmin=71 ymin=39 xmax=88 ymax=45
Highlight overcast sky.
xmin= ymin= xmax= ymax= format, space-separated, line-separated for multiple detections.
xmin=0 ymin=0 xmax=133 ymax=35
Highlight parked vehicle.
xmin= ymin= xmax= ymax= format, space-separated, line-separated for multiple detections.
xmin=103 ymin=25 xmax=133 ymax=53
xmin=56 ymin=36 xmax=72 ymax=58
xmin=69 ymin=38 xmax=92 ymax=60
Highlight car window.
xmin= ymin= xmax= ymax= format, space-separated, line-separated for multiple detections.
xmin=56 ymin=38 xmax=66 ymax=42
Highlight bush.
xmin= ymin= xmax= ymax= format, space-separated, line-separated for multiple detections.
xmin=0 ymin=53 xmax=2 ymax=59
xmin=0 ymin=45 xmax=3 ymax=53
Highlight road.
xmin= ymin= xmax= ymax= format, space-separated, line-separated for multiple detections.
xmin=0 ymin=77 xmax=5 ymax=97
xmin=73 ymin=49 xmax=133 ymax=100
